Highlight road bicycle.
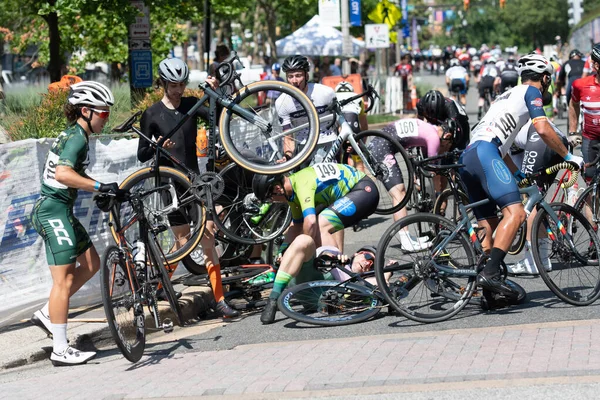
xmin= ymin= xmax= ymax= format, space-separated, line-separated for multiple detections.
xmin=374 ymin=157 xmax=600 ymax=323
xmin=277 ymin=254 xmax=390 ymax=326
xmin=319 ymin=85 xmax=414 ymax=214
xmin=97 ymin=186 xmax=185 ymax=363
xmin=574 ymin=144 xmax=600 ymax=232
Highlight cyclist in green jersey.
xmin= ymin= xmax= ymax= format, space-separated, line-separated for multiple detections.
xmin=252 ymin=163 xmax=379 ymax=322
xmin=30 ymin=81 xmax=126 ymax=366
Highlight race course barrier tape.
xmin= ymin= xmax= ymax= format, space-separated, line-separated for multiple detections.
xmin=0 ymin=137 xmax=144 ymax=320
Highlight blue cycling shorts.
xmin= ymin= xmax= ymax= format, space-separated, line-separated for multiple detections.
xmin=458 ymin=140 xmax=522 ymax=220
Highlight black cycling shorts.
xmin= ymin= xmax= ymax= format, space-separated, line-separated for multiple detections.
xmin=319 ymin=177 xmax=379 ymax=230
xmin=479 ymin=76 xmax=496 ymax=98
xmin=367 ymin=133 xmax=404 ymax=189
xmin=500 ymin=75 xmax=519 ymax=93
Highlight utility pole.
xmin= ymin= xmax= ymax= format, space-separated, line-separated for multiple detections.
xmin=341 ymin=0 xmax=353 ymax=75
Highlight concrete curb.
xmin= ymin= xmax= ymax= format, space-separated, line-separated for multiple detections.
xmin=1 ymin=285 xmax=213 ymax=370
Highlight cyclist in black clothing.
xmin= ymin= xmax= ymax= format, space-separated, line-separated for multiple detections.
xmin=499 ymin=56 xmax=519 ymax=93
xmin=417 ymin=90 xmax=470 ymax=152
xmin=556 ymin=49 xmax=585 ymax=105
xmin=137 ymin=57 xmax=240 ymax=319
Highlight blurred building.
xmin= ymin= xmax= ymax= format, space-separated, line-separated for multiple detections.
xmin=568 ymin=0 xmax=583 ymax=26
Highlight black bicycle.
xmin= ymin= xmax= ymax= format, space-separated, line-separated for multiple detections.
xmin=375 ymin=157 xmax=599 ymax=323
xmin=97 ymin=185 xmax=185 ymax=363
xmin=277 ymin=254 xmax=390 ymax=326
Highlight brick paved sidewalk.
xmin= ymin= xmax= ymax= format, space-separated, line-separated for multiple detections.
xmin=2 ymin=319 xmax=600 ymax=399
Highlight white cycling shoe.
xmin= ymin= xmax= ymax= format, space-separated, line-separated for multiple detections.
xmin=50 ymin=346 xmax=96 ymax=366
xmin=397 ymin=231 xmax=431 ymax=252
xmin=507 ymin=247 xmax=552 ymax=275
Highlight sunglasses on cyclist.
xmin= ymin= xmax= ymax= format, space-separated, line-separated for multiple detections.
xmin=89 ymin=108 xmax=111 ymax=119
xmin=357 ymin=251 xmax=374 ymax=261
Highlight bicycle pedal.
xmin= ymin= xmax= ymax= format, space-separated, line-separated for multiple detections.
xmin=161 ymin=318 xmax=174 ymax=333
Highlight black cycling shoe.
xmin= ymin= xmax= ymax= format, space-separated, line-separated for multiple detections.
xmin=476 ymin=273 xmax=519 ymax=297
xmin=215 ymin=300 xmax=240 ymax=319
xmin=156 ymin=288 xmax=182 ymax=302
xmin=260 ymin=299 xmax=278 ymax=324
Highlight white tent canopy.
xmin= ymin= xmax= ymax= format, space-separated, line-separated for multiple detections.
xmin=276 ymin=15 xmax=365 ymax=57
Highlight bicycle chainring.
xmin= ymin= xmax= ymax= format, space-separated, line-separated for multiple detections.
xmin=193 ymin=172 xmax=225 ymax=202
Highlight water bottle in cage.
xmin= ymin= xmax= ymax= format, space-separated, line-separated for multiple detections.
xmin=132 ymin=240 xmax=146 ymax=272
xmin=567 ymin=181 xmax=579 ymax=206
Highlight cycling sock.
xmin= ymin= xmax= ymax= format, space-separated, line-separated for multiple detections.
xmin=482 ymin=247 xmax=507 ymax=277
xmin=269 ymin=271 xmax=293 ymax=300
xmin=51 ymin=323 xmax=68 ymax=354
xmin=207 ymin=264 xmax=225 ymax=302
xmin=41 ymin=302 xmax=50 ymax=318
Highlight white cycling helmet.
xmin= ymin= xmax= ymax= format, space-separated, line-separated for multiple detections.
xmin=335 ymin=81 xmax=355 ymax=93
xmin=158 ymin=58 xmax=189 ymax=83
xmin=450 ymin=58 xmax=460 ymax=67
xmin=517 ymin=54 xmax=554 ymax=75
xmin=68 ymin=81 xmax=114 ymax=107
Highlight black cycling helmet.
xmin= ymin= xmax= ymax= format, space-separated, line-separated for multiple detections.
xmin=252 ymin=174 xmax=284 ymax=201
xmin=591 ymin=44 xmax=600 ymax=64
xmin=356 ymin=245 xmax=377 ymax=255
xmin=421 ymin=90 xmax=446 ymax=121
xmin=282 ymin=55 xmax=310 ymax=73
xmin=569 ymin=49 xmax=583 ymax=59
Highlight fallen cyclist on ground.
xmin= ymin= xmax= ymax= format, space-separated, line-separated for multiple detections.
xmin=259 ymin=234 xmax=387 ymax=324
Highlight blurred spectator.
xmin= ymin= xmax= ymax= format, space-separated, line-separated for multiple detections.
xmin=330 ymin=58 xmax=342 ymax=76
xmin=209 ymin=44 xmax=230 ymax=80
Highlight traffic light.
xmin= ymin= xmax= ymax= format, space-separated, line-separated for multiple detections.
xmin=500 ymin=0 xmax=506 ymax=8
xmin=464 ymin=0 xmax=469 ymax=10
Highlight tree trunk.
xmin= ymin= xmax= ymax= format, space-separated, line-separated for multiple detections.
xmin=197 ymin=23 xmax=205 ymax=71
xmin=217 ymin=20 xmax=232 ymax=47
xmin=42 ymin=6 xmax=62 ymax=83
xmin=262 ymin=0 xmax=278 ymax=61
xmin=0 ymin=33 xmax=5 ymax=105
xmin=110 ymin=62 xmax=121 ymax=83
xmin=252 ymin=3 xmax=263 ymax=61
xmin=182 ymin=21 xmax=191 ymax=64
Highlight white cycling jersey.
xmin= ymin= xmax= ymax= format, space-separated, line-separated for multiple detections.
xmin=470 ymin=84 xmax=548 ymax=157
xmin=514 ymin=119 xmax=565 ymax=150
xmin=480 ymin=64 xmax=499 ymax=78
xmin=276 ymin=82 xmax=336 ymax=144
xmin=446 ymin=66 xmax=468 ymax=80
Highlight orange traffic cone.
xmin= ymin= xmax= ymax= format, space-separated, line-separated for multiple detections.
xmin=411 ymin=85 xmax=418 ymax=110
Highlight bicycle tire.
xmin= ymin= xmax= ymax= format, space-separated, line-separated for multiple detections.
xmin=147 ymin=237 xmax=185 ymax=326
xmin=532 ymin=203 xmax=600 ymax=306
xmin=432 ymin=188 xmax=470 ymax=223
xmin=573 ymin=185 xmax=596 ymax=218
xmin=219 ymin=81 xmax=319 ymax=175
xmin=508 ymin=223 xmax=527 ymax=256
xmin=277 ymin=280 xmax=382 ymax=326
xmin=375 ymin=213 xmax=478 ymax=323
xmin=100 ymin=246 xmax=145 ymax=362
xmin=113 ymin=166 xmax=206 ymax=265
xmin=353 ymin=129 xmax=414 ymax=215
xmin=211 ymin=162 xmax=292 ymax=245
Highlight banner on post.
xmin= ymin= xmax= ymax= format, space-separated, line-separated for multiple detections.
xmin=319 ymin=0 xmax=341 ymax=27
xmin=350 ymin=0 xmax=362 ymax=26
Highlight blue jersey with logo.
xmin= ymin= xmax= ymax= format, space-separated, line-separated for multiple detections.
xmin=470 ymin=84 xmax=547 ymax=157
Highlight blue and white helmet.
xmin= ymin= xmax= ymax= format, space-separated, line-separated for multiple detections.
xmin=517 ymin=54 xmax=554 ymax=75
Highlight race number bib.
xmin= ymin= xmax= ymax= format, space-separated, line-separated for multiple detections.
xmin=394 ymin=120 xmax=419 ymax=138
xmin=313 ymin=163 xmax=341 ymax=181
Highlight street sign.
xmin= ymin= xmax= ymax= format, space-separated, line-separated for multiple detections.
xmin=129 ymin=0 xmax=150 ymax=39
xmin=365 ymin=24 xmax=389 ymax=49
xmin=131 ymin=50 xmax=152 ymax=88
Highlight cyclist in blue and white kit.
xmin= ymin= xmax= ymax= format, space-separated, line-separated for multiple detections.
xmin=445 ymin=58 xmax=469 ymax=106
xmin=459 ymin=54 xmax=584 ymax=295
xmin=276 ymin=55 xmax=336 ymax=165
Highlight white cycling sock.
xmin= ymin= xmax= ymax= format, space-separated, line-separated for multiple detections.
xmin=52 ymin=323 xmax=68 ymax=354
xmin=41 ymin=302 xmax=50 ymax=318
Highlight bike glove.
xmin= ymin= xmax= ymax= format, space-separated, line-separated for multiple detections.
xmin=98 ymin=182 xmax=129 ymax=201
xmin=564 ymin=153 xmax=584 ymax=170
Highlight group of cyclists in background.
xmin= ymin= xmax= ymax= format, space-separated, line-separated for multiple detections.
xmin=27 ymin=38 xmax=600 ymax=365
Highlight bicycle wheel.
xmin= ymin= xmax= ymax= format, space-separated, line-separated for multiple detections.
xmin=353 ymin=129 xmax=414 ymax=215
xmin=574 ymin=185 xmax=598 ymax=227
xmin=278 ymin=280 xmax=382 ymax=326
xmin=375 ymin=213 xmax=478 ymax=323
xmin=432 ymin=188 xmax=470 ymax=224
xmin=219 ymin=81 xmax=319 ymax=175
xmin=211 ymin=162 xmax=291 ymax=245
xmin=147 ymin=237 xmax=185 ymax=326
xmin=113 ymin=166 xmax=206 ymax=265
xmin=508 ymin=223 xmax=527 ymax=256
xmin=531 ymin=203 xmax=600 ymax=306
xmin=100 ymin=246 xmax=145 ymax=362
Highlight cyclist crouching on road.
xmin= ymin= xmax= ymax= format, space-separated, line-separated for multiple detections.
xmin=137 ymin=58 xmax=239 ymax=319
xmin=30 ymin=82 xmax=126 ymax=366
xmin=251 ymin=163 xmax=379 ymax=323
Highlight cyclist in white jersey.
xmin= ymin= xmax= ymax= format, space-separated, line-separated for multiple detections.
xmin=445 ymin=58 xmax=469 ymax=106
xmin=276 ymin=55 xmax=336 ymax=165
xmin=459 ymin=54 xmax=583 ymax=296
xmin=477 ymin=58 xmax=500 ymax=120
